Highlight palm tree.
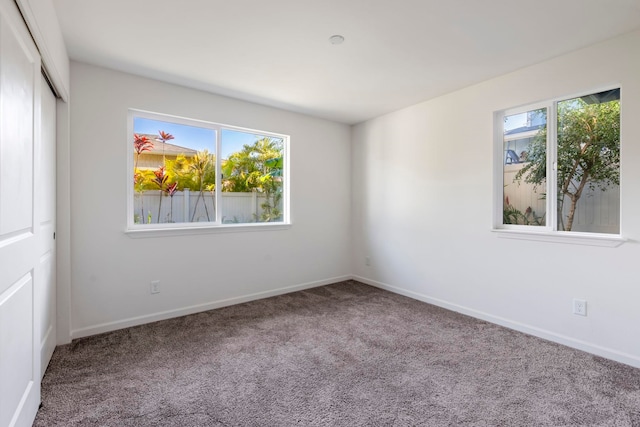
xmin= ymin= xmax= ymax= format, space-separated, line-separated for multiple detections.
xmin=189 ymin=150 xmax=215 ymax=221
xmin=222 ymin=137 xmax=284 ymax=221
xmin=151 ymin=131 xmax=175 ymax=223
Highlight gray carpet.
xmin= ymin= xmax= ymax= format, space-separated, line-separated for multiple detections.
xmin=35 ymin=281 xmax=640 ymax=426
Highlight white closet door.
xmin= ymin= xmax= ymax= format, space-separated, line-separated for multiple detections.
xmin=0 ymin=0 xmax=43 ymax=425
xmin=37 ymin=75 xmax=56 ymax=378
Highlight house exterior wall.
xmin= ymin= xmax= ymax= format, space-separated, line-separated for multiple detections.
xmin=136 ymin=152 xmax=180 ymax=170
xmin=69 ymin=62 xmax=352 ymax=337
xmin=351 ymin=30 xmax=640 ymax=368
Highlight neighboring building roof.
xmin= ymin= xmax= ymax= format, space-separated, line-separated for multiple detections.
xmin=504 ymin=124 xmax=544 ymax=136
xmin=135 ymin=133 xmax=198 ymax=157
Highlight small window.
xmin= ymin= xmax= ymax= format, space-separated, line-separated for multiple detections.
xmin=128 ymin=110 xmax=289 ymax=230
xmin=497 ymin=88 xmax=620 ymax=236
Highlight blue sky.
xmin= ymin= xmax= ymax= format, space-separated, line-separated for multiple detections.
xmin=134 ymin=117 xmax=271 ymax=159
xmin=504 ymin=108 xmax=547 ymax=133
xmin=504 ymin=113 xmax=527 ymax=132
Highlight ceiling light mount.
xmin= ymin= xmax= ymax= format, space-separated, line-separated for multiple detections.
xmin=329 ymin=35 xmax=345 ymax=45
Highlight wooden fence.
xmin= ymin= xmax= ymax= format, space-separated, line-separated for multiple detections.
xmin=503 ymin=164 xmax=620 ymax=233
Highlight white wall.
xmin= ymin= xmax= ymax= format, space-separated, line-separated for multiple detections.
xmin=351 ymin=30 xmax=640 ymax=368
xmin=69 ymin=62 xmax=352 ymax=337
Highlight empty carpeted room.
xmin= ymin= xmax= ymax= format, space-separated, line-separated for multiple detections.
xmin=2 ymin=0 xmax=640 ymax=426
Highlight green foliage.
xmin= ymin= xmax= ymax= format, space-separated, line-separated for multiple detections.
xmin=134 ymin=169 xmax=159 ymax=192
xmin=503 ymin=202 xmax=545 ymax=226
xmin=222 ymin=137 xmax=284 ymax=222
xmin=165 ymin=151 xmax=216 ymax=191
xmin=513 ymin=98 xmax=619 ymax=231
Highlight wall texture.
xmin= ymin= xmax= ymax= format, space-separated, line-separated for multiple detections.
xmin=351 ymin=30 xmax=640 ymax=368
xmin=69 ymin=62 xmax=352 ymax=337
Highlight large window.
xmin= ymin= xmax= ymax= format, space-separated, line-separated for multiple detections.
xmin=128 ymin=110 xmax=289 ymax=231
xmin=497 ymin=88 xmax=620 ymax=236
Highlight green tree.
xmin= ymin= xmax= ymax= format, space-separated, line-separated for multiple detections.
xmin=222 ymin=137 xmax=284 ymax=222
xmin=515 ymin=98 xmax=620 ymax=231
xmin=165 ymin=155 xmax=197 ymax=191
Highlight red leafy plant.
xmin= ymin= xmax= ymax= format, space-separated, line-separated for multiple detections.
xmin=134 ymin=134 xmax=154 ymax=173
xmin=157 ymin=130 xmax=174 ymax=164
xmin=165 ymin=182 xmax=179 ymax=222
xmin=133 ymin=130 xmax=183 ymax=224
xmin=152 ymin=166 xmax=169 ymax=222
xmin=158 ymin=130 xmax=174 ymax=143
xmin=154 ymin=131 xmax=174 ymax=223
xmin=133 ymin=134 xmax=154 ymax=223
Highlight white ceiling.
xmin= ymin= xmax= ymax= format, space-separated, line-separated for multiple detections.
xmin=52 ymin=0 xmax=640 ymax=124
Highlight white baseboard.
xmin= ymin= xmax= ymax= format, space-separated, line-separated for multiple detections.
xmin=71 ymin=275 xmax=351 ymax=340
xmin=353 ymin=275 xmax=640 ymax=369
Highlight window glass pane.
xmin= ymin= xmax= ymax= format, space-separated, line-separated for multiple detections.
xmin=133 ymin=117 xmax=216 ymax=224
xmin=556 ymin=89 xmax=620 ymax=234
xmin=502 ymin=108 xmax=547 ymax=226
xmin=221 ymin=129 xmax=285 ymax=224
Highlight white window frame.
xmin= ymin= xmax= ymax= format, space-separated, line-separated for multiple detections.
xmin=126 ymin=109 xmax=291 ymax=237
xmin=492 ymin=87 xmax=625 ymax=247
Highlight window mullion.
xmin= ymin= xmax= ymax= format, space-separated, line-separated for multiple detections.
xmin=215 ymin=127 xmax=222 ymax=225
xmin=494 ymin=111 xmax=505 ymax=229
xmin=547 ymin=101 xmax=558 ymax=231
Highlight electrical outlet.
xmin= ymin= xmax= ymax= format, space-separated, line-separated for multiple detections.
xmin=150 ymin=280 xmax=160 ymax=294
xmin=573 ymin=298 xmax=587 ymax=316
xmin=365 ymin=256 xmax=371 ymax=266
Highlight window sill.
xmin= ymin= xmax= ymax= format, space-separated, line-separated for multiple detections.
xmin=492 ymin=229 xmax=626 ymax=247
xmin=125 ymin=222 xmax=292 ymax=238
